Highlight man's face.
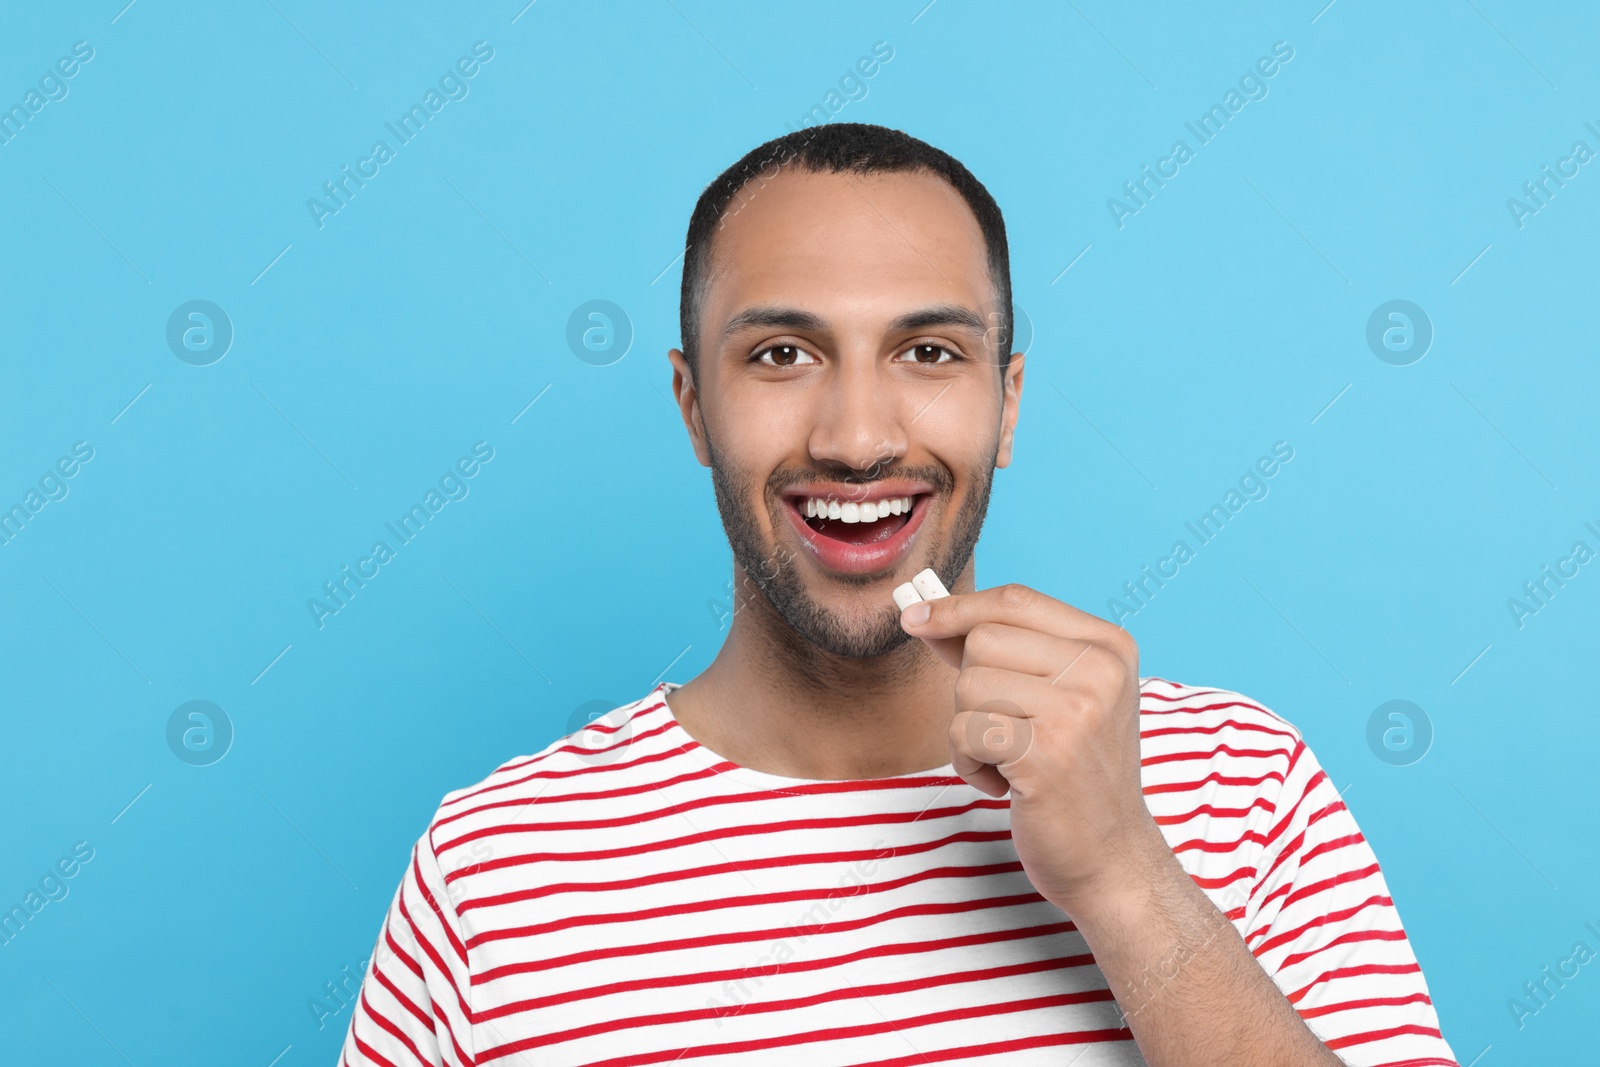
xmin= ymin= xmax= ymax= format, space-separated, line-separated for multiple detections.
xmin=669 ymin=167 xmax=1024 ymax=658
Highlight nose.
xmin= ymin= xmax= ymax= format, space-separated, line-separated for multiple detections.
xmin=806 ymin=351 xmax=908 ymax=477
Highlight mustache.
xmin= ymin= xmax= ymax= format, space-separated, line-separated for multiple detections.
xmin=768 ymin=464 xmax=954 ymax=495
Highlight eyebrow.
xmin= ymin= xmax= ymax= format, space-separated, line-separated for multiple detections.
xmin=719 ymin=302 xmax=989 ymax=343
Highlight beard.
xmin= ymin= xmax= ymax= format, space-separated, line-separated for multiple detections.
xmin=706 ymin=437 xmax=997 ymax=659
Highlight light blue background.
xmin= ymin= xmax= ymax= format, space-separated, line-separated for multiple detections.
xmin=2 ymin=1 xmax=1595 ymax=1062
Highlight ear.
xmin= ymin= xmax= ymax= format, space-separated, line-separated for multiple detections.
xmin=667 ymin=347 xmax=712 ymax=467
xmin=995 ymin=351 xmax=1025 ymax=469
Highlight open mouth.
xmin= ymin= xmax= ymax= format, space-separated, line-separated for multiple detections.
xmin=797 ymin=493 xmax=918 ymax=545
xmin=780 ymin=487 xmax=933 ymax=576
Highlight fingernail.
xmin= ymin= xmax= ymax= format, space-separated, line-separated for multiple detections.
xmin=903 ymin=602 xmax=931 ymax=626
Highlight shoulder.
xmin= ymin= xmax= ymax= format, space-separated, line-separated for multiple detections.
xmin=415 ymin=688 xmax=676 ymax=879
xmin=1137 ymin=675 xmax=1305 ymax=753
xmin=1135 ymin=676 xmax=1317 ymax=812
xmin=1135 ymin=678 xmax=1324 ymax=906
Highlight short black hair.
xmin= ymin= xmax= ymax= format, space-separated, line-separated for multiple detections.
xmin=679 ymin=122 xmax=1012 ymax=379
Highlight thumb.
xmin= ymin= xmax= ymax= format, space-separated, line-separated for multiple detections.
xmin=900 ymin=599 xmax=965 ymax=669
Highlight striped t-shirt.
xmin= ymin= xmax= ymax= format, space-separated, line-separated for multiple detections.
xmin=340 ymin=676 xmax=1457 ymax=1066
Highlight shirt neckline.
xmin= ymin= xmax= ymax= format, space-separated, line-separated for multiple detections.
xmin=650 ymin=680 xmax=959 ymax=792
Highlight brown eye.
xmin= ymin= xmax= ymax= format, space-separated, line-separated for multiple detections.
xmin=754 ymin=345 xmax=817 ymax=367
xmin=897 ymin=344 xmax=957 ymax=364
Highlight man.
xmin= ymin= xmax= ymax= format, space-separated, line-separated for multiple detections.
xmin=341 ymin=123 xmax=1457 ymax=1066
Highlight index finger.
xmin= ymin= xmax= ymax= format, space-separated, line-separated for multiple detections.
xmin=901 ymin=582 xmax=1115 ymax=645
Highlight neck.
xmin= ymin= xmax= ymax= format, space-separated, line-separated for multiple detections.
xmin=665 ymin=563 xmax=968 ymax=780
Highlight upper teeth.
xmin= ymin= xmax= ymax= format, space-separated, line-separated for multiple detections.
xmin=802 ymin=495 xmax=915 ymax=523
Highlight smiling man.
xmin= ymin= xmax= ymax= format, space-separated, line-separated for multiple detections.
xmin=341 ymin=124 xmax=1457 ymax=1066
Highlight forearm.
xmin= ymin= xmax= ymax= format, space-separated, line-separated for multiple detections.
xmin=1060 ymin=832 xmax=1345 ymax=1067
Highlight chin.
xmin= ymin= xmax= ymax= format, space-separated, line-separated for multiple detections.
xmin=783 ymin=597 xmax=915 ymax=659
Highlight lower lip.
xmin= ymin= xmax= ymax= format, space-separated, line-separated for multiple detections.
xmin=781 ymin=496 xmax=930 ymax=576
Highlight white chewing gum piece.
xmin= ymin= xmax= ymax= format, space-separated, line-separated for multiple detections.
xmin=892 ymin=583 xmax=924 ymax=611
xmin=911 ymin=568 xmax=949 ymax=600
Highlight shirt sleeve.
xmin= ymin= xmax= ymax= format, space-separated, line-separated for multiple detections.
xmin=1243 ymin=736 xmax=1458 ymax=1067
xmin=341 ymin=829 xmax=474 ymax=1067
